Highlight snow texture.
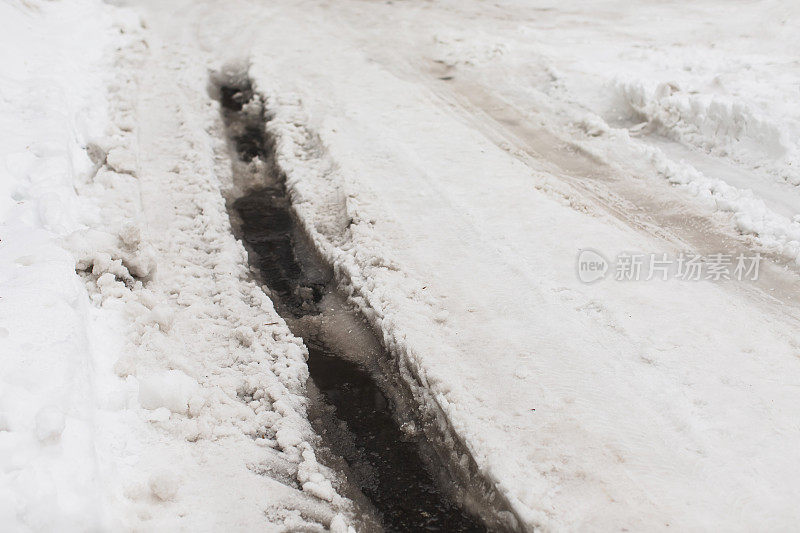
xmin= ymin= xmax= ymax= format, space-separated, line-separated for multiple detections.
xmin=4 ymin=0 xmax=800 ymax=531
xmin=1 ymin=0 xmax=352 ymax=530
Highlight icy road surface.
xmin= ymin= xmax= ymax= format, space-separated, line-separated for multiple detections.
xmin=3 ymin=0 xmax=800 ymax=530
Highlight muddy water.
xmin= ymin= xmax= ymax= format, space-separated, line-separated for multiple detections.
xmin=218 ymin=80 xmax=486 ymax=532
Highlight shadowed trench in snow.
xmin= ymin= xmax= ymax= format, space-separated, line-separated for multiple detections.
xmin=212 ymin=75 xmax=488 ymax=532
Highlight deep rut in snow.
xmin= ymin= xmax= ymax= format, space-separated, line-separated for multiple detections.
xmin=214 ymin=78 xmax=487 ymax=532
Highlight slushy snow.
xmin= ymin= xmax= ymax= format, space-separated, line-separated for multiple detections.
xmin=4 ymin=0 xmax=800 ymax=531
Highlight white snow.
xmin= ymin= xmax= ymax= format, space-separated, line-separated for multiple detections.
xmin=0 ymin=1 xmax=120 ymax=528
xmin=5 ymin=0 xmax=800 ymax=530
xmin=1 ymin=0 xmax=353 ymax=530
xmin=189 ymin=0 xmax=800 ymax=529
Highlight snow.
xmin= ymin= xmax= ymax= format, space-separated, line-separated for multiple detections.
xmin=0 ymin=0 xmax=119 ymax=529
xmin=137 ymin=370 xmax=200 ymax=414
xmin=197 ymin=0 xmax=800 ymax=529
xmin=1 ymin=0 xmax=352 ymax=530
xmin=415 ymin=0 xmax=800 ymax=264
xmin=4 ymin=0 xmax=800 ymax=530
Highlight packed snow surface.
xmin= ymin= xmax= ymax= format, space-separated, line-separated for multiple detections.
xmin=3 ymin=0 xmax=800 ymax=530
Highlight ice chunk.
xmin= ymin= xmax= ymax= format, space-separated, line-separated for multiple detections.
xmin=138 ymin=370 xmax=200 ymax=415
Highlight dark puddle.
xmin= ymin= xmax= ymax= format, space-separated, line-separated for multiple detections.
xmin=216 ymin=78 xmax=487 ymax=532
xmin=306 ymin=343 xmax=485 ymax=532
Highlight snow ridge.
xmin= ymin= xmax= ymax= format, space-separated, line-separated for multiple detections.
xmin=80 ymin=16 xmax=354 ymax=531
xmin=0 ymin=0 xmax=122 ymax=528
xmin=2 ymin=1 xmax=354 ymax=529
xmin=249 ymin=78 xmax=526 ymax=531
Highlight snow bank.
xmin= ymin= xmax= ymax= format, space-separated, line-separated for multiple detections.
xmin=613 ymin=78 xmax=800 ymax=186
xmin=641 ymin=141 xmax=800 ymax=261
xmin=0 ymin=0 xmax=122 ymax=528
xmin=1 ymin=0 xmax=353 ymax=529
xmin=247 ymin=68 xmax=525 ymax=529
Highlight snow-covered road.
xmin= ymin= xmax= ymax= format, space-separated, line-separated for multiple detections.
xmin=3 ymin=0 xmax=800 ymax=530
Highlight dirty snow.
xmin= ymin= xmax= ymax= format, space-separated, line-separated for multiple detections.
xmin=3 ymin=0 xmax=800 ymax=531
